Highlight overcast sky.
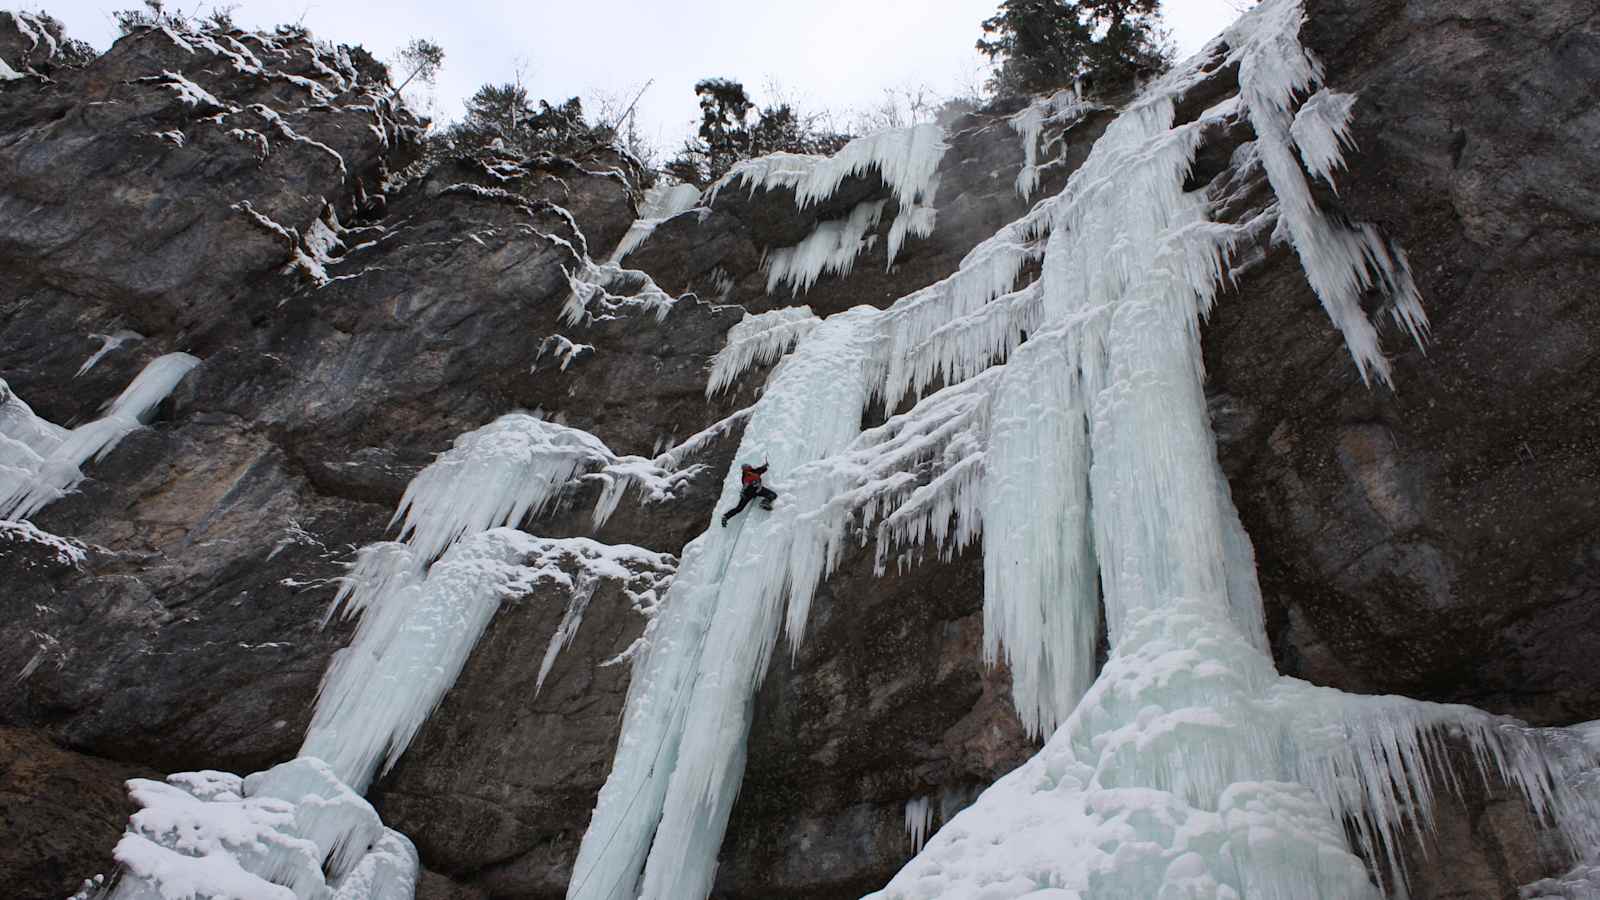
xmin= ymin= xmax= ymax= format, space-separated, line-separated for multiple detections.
xmin=19 ymin=0 xmax=1245 ymax=149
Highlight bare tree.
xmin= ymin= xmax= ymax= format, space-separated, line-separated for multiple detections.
xmin=390 ymin=37 xmax=444 ymax=100
xmin=586 ymin=79 xmax=659 ymax=167
xmin=849 ymin=83 xmax=942 ymax=133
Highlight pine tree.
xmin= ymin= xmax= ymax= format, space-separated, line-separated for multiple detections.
xmin=457 ymin=83 xmax=535 ymax=152
xmin=977 ymin=0 xmax=1172 ymax=96
xmin=669 ymin=78 xmax=852 ymax=183
xmin=693 ymin=78 xmax=757 ymax=177
xmin=390 ymin=38 xmax=444 ymax=99
xmin=444 ymin=86 xmax=607 ymax=160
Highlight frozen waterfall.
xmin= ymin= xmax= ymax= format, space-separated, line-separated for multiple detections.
xmin=571 ymin=1 xmax=1600 ymax=898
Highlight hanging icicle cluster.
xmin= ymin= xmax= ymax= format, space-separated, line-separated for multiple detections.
xmin=1 ymin=353 xmax=199 ymax=521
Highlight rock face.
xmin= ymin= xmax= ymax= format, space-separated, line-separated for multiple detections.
xmin=0 ymin=2 xmax=1596 ymax=899
xmin=0 ymin=727 xmax=151 ymax=896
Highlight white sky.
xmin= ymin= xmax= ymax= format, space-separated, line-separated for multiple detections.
xmin=17 ymin=0 xmax=1244 ymax=149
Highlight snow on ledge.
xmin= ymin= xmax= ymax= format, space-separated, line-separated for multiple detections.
xmin=608 ymin=178 xmax=703 ymax=264
xmin=0 ymin=519 xmax=87 ymax=567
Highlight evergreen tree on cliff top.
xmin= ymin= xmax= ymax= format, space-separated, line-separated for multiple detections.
xmin=443 ymin=85 xmax=610 ymax=159
xmin=978 ymin=0 xmax=1173 ymax=96
xmin=667 ymin=78 xmax=851 ymax=184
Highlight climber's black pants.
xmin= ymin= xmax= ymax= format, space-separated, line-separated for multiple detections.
xmin=724 ymin=484 xmax=777 ymax=520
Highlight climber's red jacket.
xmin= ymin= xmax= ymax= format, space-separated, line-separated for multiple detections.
xmin=740 ymin=464 xmax=768 ymax=486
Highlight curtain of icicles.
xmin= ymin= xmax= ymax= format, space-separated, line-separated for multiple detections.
xmin=569 ymin=2 xmax=1600 ymax=899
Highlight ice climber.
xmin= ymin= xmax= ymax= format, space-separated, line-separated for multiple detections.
xmin=721 ymin=462 xmax=776 ymax=527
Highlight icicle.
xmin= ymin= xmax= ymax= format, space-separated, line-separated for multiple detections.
xmin=708 ymin=124 xmax=947 ymax=216
xmin=860 ymin=3 xmax=1579 ymax=897
xmin=562 ymin=259 xmax=678 ymax=326
xmin=390 ymin=415 xmax=611 ymax=565
xmin=570 ymin=310 xmax=879 ymax=900
xmin=904 ymin=797 xmax=933 ymax=853
xmin=763 ymin=200 xmax=886 ymax=296
xmin=388 ymin=413 xmax=690 ymax=566
xmin=651 ymin=407 xmax=755 ymax=471
xmin=874 ymin=195 xmax=1060 ymax=411
xmin=708 ymin=124 xmax=948 ymax=280
xmin=1235 ymin=0 xmax=1428 ymax=384
xmin=1290 ymin=89 xmax=1359 ymax=189
xmin=325 ymin=541 xmax=419 ymax=630
xmin=1216 ymin=467 xmax=1271 ymax=654
xmin=705 ymin=307 xmax=820 ymax=397
xmin=885 ymin=203 xmax=937 ymax=267
xmin=1 ymin=353 xmax=199 ymax=521
xmin=76 ymin=330 xmax=144 ymax=377
xmin=304 ymin=529 xmax=546 ymax=791
xmin=980 ymin=336 xmax=1098 ymax=739
xmin=305 ymin=409 xmax=686 ymax=797
xmin=576 ymin=3 xmax=1589 ymax=897
xmin=304 ymin=529 xmax=675 ymax=792
xmin=538 ymin=335 xmax=595 ymax=371
xmin=537 ymin=571 xmax=598 ymax=695
xmin=1009 ymin=88 xmax=1088 ymax=199
xmin=0 ymin=380 xmax=66 ymax=510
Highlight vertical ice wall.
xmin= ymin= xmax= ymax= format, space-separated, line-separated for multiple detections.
xmin=569 ymin=308 xmax=881 ymax=900
xmin=573 ymin=1 xmax=1600 ymax=897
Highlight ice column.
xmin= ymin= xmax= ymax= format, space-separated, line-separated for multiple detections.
xmin=569 ymin=310 xmax=879 ymax=900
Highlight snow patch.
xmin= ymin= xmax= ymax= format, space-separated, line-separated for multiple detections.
xmin=152 ymin=70 xmax=229 ymax=110
xmin=0 ymin=519 xmax=87 ymax=567
xmin=538 ymin=335 xmax=594 ymax=372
